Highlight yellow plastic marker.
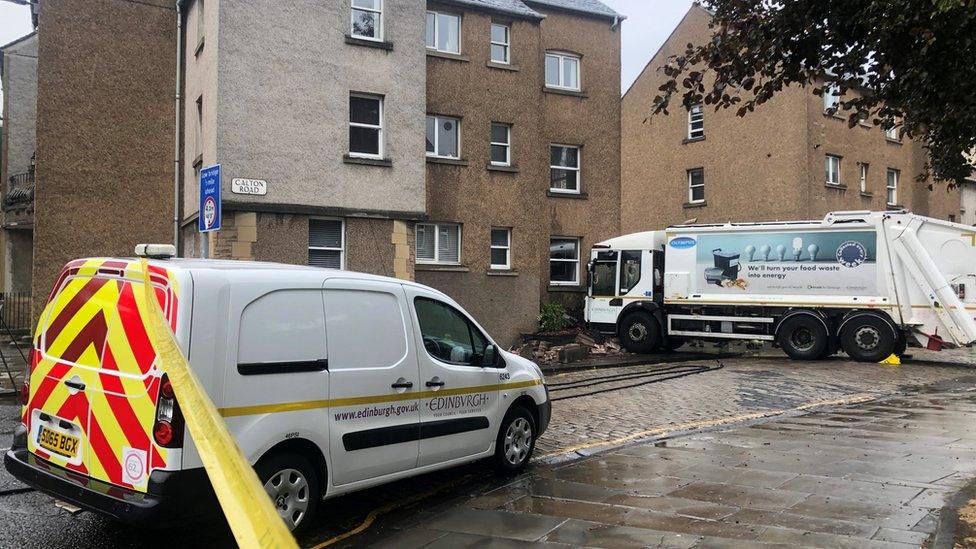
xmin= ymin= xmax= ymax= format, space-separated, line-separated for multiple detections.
xmin=880 ymin=354 xmax=901 ymax=365
xmin=139 ymin=260 xmax=297 ymax=549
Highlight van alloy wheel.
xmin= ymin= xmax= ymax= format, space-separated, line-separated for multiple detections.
xmin=504 ymin=417 xmax=533 ymax=466
xmin=264 ymin=467 xmax=310 ymax=530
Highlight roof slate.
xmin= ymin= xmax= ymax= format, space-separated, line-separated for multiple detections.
xmin=440 ymin=0 xmax=545 ymax=19
xmin=524 ymin=0 xmax=623 ymax=20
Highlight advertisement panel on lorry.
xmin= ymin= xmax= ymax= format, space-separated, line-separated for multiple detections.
xmin=674 ymin=230 xmax=879 ymax=296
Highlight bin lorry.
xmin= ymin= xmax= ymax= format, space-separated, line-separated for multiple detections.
xmin=584 ymin=210 xmax=976 ymax=362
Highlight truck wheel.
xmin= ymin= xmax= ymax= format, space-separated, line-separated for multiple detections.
xmin=776 ymin=315 xmax=828 ymax=360
xmin=493 ymin=406 xmax=536 ymax=475
xmin=840 ymin=316 xmax=896 ymax=362
xmin=619 ymin=312 xmax=660 ymax=354
xmin=257 ymin=452 xmax=320 ymax=534
xmin=894 ymin=333 xmax=908 ymax=357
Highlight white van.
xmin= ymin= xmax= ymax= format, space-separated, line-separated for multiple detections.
xmin=5 ymin=251 xmax=550 ymax=533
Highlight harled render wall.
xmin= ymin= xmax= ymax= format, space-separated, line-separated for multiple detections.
xmin=32 ymin=0 xmax=176 ymax=321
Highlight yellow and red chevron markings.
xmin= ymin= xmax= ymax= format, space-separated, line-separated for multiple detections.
xmin=23 ymin=259 xmax=180 ymax=493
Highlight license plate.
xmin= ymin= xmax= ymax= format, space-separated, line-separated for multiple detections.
xmin=37 ymin=426 xmax=80 ymax=459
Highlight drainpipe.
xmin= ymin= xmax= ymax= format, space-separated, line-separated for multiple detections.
xmin=173 ymin=0 xmax=184 ymax=251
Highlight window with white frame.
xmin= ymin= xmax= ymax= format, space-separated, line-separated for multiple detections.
xmin=826 ymin=155 xmax=842 ymax=185
xmin=545 ymin=52 xmax=580 ymax=91
xmin=426 ymin=115 xmax=460 ymax=159
xmin=309 ymin=219 xmax=344 ymax=269
xmin=349 ymin=94 xmax=383 ymax=158
xmin=688 ymin=168 xmax=704 ymax=203
xmin=859 ymin=163 xmax=869 ymax=193
xmin=688 ymin=104 xmax=704 ymax=139
xmin=490 ymin=228 xmax=511 ymax=269
xmin=416 ymin=223 xmax=461 ymax=264
xmin=885 ymin=124 xmax=900 ymax=141
xmin=426 ymin=11 xmax=460 ymax=54
xmin=823 ymin=83 xmax=840 ymax=112
xmin=550 ymin=144 xmax=580 ymax=193
xmin=490 ymin=23 xmax=510 ymax=64
xmin=549 ymin=237 xmax=580 ymax=285
xmin=351 ymin=0 xmax=382 ymax=41
xmin=490 ymin=123 xmax=510 ymax=166
xmin=887 ymin=168 xmax=899 ymax=205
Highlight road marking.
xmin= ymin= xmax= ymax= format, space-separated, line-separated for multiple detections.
xmin=538 ymin=392 xmax=878 ymax=461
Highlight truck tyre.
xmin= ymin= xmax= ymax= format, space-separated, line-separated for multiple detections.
xmin=840 ymin=315 xmax=896 ymax=362
xmin=619 ymin=312 xmax=660 ymax=354
xmin=257 ymin=452 xmax=321 ymax=534
xmin=776 ymin=315 xmax=828 ymax=360
xmin=493 ymin=406 xmax=536 ymax=475
xmin=894 ymin=333 xmax=908 ymax=357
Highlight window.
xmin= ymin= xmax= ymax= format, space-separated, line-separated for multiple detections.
xmin=416 ymin=223 xmax=461 ymax=264
xmin=325 ymin=289 xmax=407 ymax=370
xmin=426 ymin=11 xmax=460 ymax=54
xmin=619 ymin=250 xmax=642 ymax=295
xmin=688 ymin=104 xmax=704 ymax=139
xmin=414 ymin=297 xmax=488 ymax=366
xmin=490 ymin=228 xmax=511 ymax=269
xmin=490 ymin=23 xmax=510 ymax=64
xmin=550 ymin=237 xmax=580 ymax=285
xmin=550 ymin=144 xmax=580 ymax=193
xmin=545 ymin=52 xmax=580 ymax=91
xmin=238 ymin=290 xmax=327 ymax=373
xmin=826 ymin=155 xmax=842 ymax=185
xmin=887 ymin=168 xmax=899 ymax=205
xmin=950 ymin=214 xmax=957 ymax=223
xmin=349 ymin=94 xmax=383 ymax=158
xmin=195 ymin=95 xmax=203 ymax=157
xmin=859 ymin=163 xmax=869 ymax=193
xmin=309 ymin=219 xmax=344 ymax=269
xmin=196 ymin=0 xmax=205 ymax=43
xmin=490 ymin=123 xmax=510 ymax=166
xmin=351 ymin=0 xmax=382 ymax=41
xmin=688 ymin=168 xmax=704 ymax=203
xmin=885 ymin=124 xmax=900 ymax=141
xmin=426 ymin=115 xmax=460 ymax=159
xmin=823 ymin=84 xmax=840 ymax=112
xmin=591 ymin=250 xmax=617 ymax=296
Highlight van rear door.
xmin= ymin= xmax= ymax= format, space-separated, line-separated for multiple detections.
xmin=24 ymin=259 xmax=186 ymax=493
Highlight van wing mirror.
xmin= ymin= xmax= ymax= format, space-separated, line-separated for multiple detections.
xmin=482 ymin=344 xmax=504 ymax=368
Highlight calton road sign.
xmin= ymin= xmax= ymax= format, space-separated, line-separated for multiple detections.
xmin=199 ymin=164 xmax=221 ymax=233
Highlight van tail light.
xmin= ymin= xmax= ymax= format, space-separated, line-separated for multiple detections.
xmin=19 ymin=348 xmax=36 ymax=406
xmin=153 ymin=374 xmax=184 ymax=448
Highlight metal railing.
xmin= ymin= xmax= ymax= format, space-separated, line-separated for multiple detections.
xmin=0 ymin=292 xmax=33 ymax=336
xmin=4 ymin=170 xmax=35 ymax=210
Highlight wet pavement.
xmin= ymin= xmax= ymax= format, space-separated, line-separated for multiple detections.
xmin=0 ymin=350 xmax=974 ymax=547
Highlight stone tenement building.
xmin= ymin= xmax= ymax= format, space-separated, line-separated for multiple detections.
xmin=621 ymin=4 xmax=960 ymax=233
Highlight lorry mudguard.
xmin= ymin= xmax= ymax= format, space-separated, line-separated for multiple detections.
xmin=618 ymin=301 xmax=667 ymax=341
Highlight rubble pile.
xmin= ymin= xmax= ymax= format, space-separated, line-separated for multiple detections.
xmin=511 ymin=328 xmax=624 ymax=365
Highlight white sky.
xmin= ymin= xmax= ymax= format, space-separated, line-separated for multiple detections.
xmin=0 ymin=0 xmax=693 ymax=115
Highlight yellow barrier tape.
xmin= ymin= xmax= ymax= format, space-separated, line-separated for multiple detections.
xmin=139 ymin=260 xmax=297 ymax=549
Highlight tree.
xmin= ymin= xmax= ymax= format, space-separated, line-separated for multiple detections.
xmin=654 ymin=0 xmax=976 ymax=187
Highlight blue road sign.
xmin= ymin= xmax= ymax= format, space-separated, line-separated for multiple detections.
xmin=199 ymin=164 xmax=221 ymax=233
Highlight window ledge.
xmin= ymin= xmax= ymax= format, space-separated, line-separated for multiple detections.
xmin=343 ymin=155 xmax=392 ymax=167
xmin=683 ymin=200 xmax=707 ymax=209
xmin=543 ymin=87 xmax=588 ymax=98
xmin=886 ymin=203 xmax=904 ymax=210
xmin=416 ymin=264 xmax=469 ymax=273
xmin=825 ymin=183 xmax=848 ymax=191
xmin=487 ymin=269 xmax=518 ymax=276
xmin=682 ymin=136 xmax=705 ymax=144
xmin=345 ymin=35 xmax=393 ymax=50
xmin=427 ymin=50 xmax=469 ymax=62
xmin=860 ymin=191 xmax=874 ymax=198
xmin=885 ymin=138 xmax=903 ymax=146
xmin=192 ymin=154 xmax=203 ymax=168
xmin=427 ymin=156 xmax=468 ymax=166
xmin=194 ymin=36 xmax=205 ymax=57
xmin=486 ymin=61 xmax=519 ymax=72
xmin=487 ymin=163 xmax=519 ymax=173
xmin=547 ymin=190 xmax=587 ymax=199
xmin=548 ymin=285 xmax=586 ymax=293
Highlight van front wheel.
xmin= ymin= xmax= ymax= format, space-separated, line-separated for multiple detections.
xmin=257 ymin=452 xmax=320 ymax=534
xmin=493 ymin=407 xmax=536 ymax=474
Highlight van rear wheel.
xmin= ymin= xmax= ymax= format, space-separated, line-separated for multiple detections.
xmin=493 ymin=407 xmax=536 ymax=475
xmin=619 ymin=312 xmax=660 ymax=354
xmin=257 ymin=452 xmax=320 ymax=534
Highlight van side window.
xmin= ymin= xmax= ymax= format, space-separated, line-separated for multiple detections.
xmin=414 ymin=297 xmax=487 ymax=366
xmin=324 ymin=289 xmax=408 ymax=370
xmin=238 ymin=290 xmax=327 ymax=374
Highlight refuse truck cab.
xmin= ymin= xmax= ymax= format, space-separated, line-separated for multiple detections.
xmin=585 ymin=210 xmax=976 ymax=361
xmin=5 ymin=249 xmax=550 ymax=533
